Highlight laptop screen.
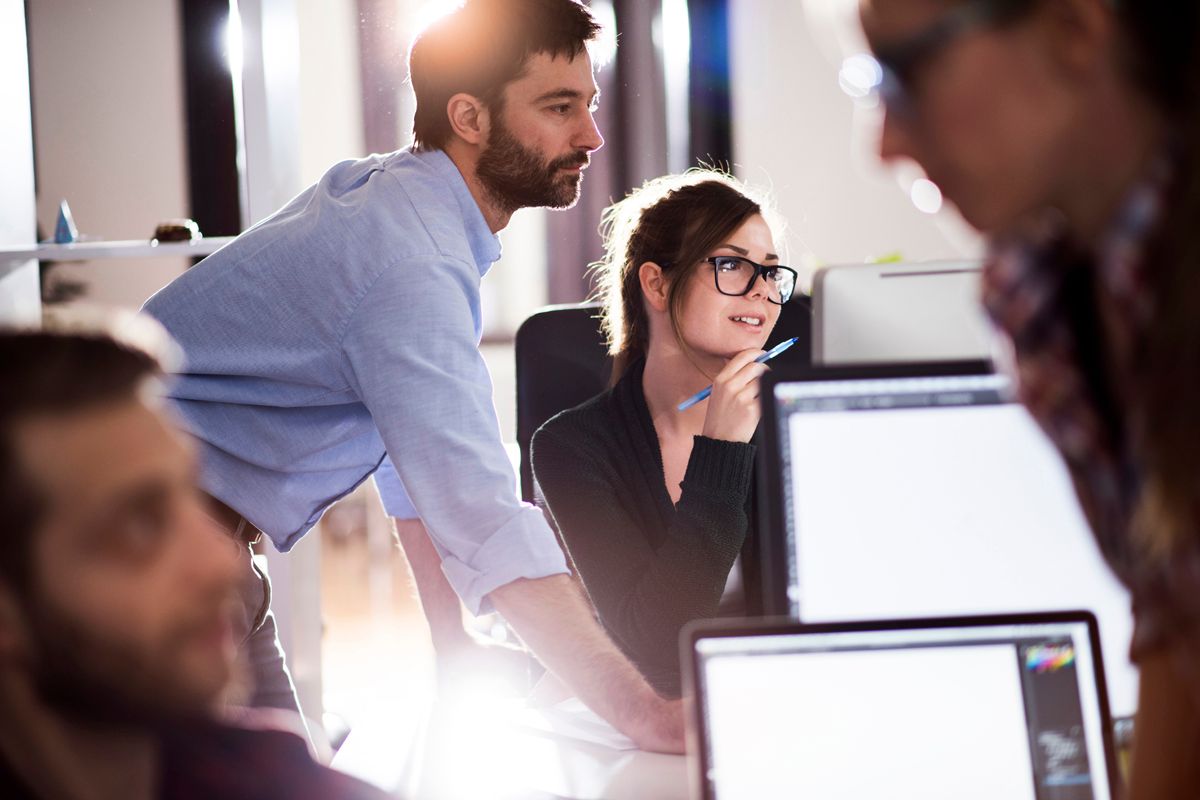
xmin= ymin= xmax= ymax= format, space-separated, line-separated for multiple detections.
xmin=761 ymin=366 xmax=1137 ymax=718
xmin=690 ymin=617 xmax=1116 ymax=800
xmin=811 ymin=260 xmax=991 ymax=364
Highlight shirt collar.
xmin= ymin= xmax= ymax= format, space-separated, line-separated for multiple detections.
xmin=413 ymin=147 xmax=503 ymax=275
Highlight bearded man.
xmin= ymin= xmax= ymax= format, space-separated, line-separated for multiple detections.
xmin=0 ymin=329 xmax=390 ymax=799
xmin=143 ymin=0 xmax=682 ymax=753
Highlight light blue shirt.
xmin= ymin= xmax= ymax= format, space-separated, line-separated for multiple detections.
xmin=143 ymin=147 xmax=569 ymax=613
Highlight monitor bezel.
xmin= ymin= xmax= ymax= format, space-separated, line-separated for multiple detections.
xmin=756 ymin=359 xmax=997 ymax=617
xmin=681 ymin=610 xmax=1119 ymax=800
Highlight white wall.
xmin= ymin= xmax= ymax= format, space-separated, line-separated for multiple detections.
xmin=27 ymin=0 xmax=191 ymax=310
xmin=296 ymin=0 xmax=366 ymax=184
xmin=730 ymin=0 xmax=982 ymax=285
xmin=0 ymin=0 xmax=39 ymax=326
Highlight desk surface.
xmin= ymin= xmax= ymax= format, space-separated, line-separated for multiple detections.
xmin=332 ymin=697 xmax=689 ymax=799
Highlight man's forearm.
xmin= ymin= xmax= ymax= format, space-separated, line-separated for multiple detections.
xmin=392 ymin=517 xmax=470 ymax=649
xmin=488 ymin=573 xmax=684 ymax=753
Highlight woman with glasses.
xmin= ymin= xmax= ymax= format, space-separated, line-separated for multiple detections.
xmin=531 ymin=171 xmax=794 ymax=697
xmin=858 ymin=1 xmax=1200 ymax=795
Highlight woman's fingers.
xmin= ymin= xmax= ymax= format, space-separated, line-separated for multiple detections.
xmin=716 ymin=348 xmax=765 ymax=380
xmin=715 ymin=350 xmax=768 ymax=392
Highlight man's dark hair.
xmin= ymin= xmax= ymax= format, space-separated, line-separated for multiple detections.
xmin=408 ymin=0 xmax=601 ymax=151
xmin=0 ymin=331 xmax=162 ymax=594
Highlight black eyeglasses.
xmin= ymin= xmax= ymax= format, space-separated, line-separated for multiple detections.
xmin=844 ymin=0 xmax=1036 ymax=119
xmin=705 ymin=256 xmax=798 ymax=305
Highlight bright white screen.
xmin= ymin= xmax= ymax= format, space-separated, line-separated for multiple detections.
xmin=786 ymin=402 xmax=1138 ymax=717
xmin=703 ymin=644 xmax=1036 ymax=799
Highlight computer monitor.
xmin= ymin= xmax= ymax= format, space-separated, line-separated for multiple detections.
xmin=684 ymin=612 xmax=1119 ymax=800
xmin=758 ymin=361 xmax=1138 ymax=718
xmin=811 ymin=260 xmax=992 ymax=364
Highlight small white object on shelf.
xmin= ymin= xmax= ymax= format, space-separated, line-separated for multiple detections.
xmin=0 ymin=236 xmax=236 ymax=263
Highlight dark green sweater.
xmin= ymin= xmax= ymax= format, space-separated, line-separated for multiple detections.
xmin=531 ymin=357 xmax=760 ymax=698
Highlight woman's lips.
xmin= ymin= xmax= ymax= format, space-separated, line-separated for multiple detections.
xmin=729 ymin=314 xmax=765 ymax=329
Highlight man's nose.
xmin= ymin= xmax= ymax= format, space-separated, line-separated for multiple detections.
xmin=576 ymin=109 xmax=604 ymax=154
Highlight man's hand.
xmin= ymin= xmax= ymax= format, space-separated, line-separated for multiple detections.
xmin=626 ymin=696 xmax=685 ymax=755
xmin=392 ymin=517 xmax=685 ymax=753
xmin=489 ymin=574 xmax=686 ymax=754
xmin=434 ymin=631 xmax=536 ymax=696
xmin=391 ymin=517 xmax=547 ymax=697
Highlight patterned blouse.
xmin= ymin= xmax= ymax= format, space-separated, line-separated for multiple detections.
xmin=981 ymin=153 xmax=1200 ymax=664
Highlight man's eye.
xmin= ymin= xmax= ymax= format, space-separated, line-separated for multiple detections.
xmin=549 ymin=104 xmax=571 ymax=114
xmin=111 ymin=507 xmax=169 ymax=559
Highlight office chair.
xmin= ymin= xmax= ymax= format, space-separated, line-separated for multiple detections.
xmin=514 ymin=295 xmax=812 ymax=502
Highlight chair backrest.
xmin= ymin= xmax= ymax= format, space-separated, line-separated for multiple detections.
xmin=515 ymin=303 xmax=611 ymax=503
xmin=514 ymin=296 xmax=812 ymax=502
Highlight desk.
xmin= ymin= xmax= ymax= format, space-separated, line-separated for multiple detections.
xmin=332 ymin=696 xmax=688 ymax=799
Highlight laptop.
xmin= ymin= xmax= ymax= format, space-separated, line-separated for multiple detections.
xmin=684 ymin=612 xmax=1119 ymax=800
xmin=757 ymin=361 xmax=1138 ymax=719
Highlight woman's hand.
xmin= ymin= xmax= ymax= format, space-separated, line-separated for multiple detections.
xmin=700 ymin=349 xmax=768 ymax=443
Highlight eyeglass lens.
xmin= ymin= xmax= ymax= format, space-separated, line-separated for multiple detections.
xmin=712 ymin=257 xmax=794 ymax=304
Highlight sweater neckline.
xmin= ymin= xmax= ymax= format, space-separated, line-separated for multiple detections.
xmin=613 ymin=357 xmax=676 ymax=517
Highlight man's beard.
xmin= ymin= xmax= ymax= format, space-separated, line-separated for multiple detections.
xmin=23 ymin=592 xmax=235 ymax=730
xmin=476 ymin=113 xmax=589 ymax=214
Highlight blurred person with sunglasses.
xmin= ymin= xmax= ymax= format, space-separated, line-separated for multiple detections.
xmin=856 ymin=1 xmax=1200 ymax=795
xmin=532 ymin=171 xmax=793 ymax=696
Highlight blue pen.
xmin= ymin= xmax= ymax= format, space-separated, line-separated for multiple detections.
xmin=677 ymin=337 xmax=800 ymax=411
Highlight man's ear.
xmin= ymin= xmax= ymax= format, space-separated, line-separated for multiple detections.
xmin=1040 ymin=0 xmax=1117 ymax=81
xmin=638 ymin=261 xmax=670 ymax=313
xmin=446 ymin=93 xmax=490 ymax=147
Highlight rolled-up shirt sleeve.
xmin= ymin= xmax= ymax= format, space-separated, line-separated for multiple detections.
xmin=340 ymin=256 xmax=568 ymax=614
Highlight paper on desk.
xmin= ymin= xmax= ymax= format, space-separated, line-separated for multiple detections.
xmin=516 ymin=697 xmax=638 ymax=751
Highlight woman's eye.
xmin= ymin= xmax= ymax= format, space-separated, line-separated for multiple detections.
xmin=714 ymin=258 xmax=741 ymax=272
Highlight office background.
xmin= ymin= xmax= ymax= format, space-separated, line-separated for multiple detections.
xmin=3 ymin=0 xmax=984 ymax=737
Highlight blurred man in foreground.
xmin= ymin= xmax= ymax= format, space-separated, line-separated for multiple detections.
xmin=0 ymin=329 xmax=387 ymax=800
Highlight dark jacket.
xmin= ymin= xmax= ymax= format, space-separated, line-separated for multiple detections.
xmin=532 ymin=357 xmax=761 ymax=697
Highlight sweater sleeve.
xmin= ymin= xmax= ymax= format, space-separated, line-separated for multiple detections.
xmin=532 ymin=423 xmax=754 ymax=685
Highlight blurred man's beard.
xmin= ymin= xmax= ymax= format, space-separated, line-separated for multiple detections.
xmin=476 ymin=112 xmax=588 ymax=214
xmin=25 ymin=593 xmax=234 ymax=729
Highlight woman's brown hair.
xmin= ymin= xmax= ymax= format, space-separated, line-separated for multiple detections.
xmin=591 ymin=170 xmax=783 ymax=383
xmin=1122 ymin=4 xmax=1200 ymax=552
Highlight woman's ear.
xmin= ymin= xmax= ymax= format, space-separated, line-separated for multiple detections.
xmin=638 ymin=261 xmax=670 ymax=313
xmin=446 ymin=92 xmax=490 ymax=147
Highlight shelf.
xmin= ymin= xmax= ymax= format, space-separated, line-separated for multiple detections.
xmin=0 ymin=236 xmax=235 ymax=263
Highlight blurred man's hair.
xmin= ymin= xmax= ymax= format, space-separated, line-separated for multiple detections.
xmin=0 ymin=328 xmax=165 ymax=595
xmin=408 ymin=0 xmax=600 ymax=151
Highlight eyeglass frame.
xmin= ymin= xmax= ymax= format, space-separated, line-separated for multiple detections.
xmin=869 ymin=0 xmax=1036 ymax=119
xmin=701 ymin=256 xmax=798 ymax=306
